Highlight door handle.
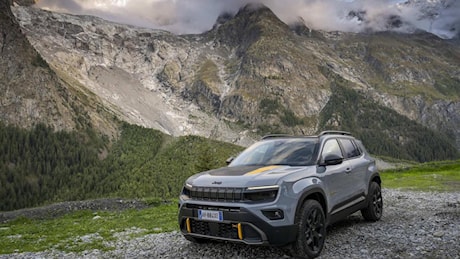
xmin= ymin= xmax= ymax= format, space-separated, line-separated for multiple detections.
xmin=345 ymin=168 xmax=352 ymax=173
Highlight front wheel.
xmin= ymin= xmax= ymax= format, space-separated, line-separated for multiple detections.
xmin=288 ymin=199 xmax=326 ymax=258
xmin=361 ymin=181 xmax=383 ymax=221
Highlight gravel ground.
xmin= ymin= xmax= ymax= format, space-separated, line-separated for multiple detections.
xmin=1 ymin=189 xmax=459 ymax=259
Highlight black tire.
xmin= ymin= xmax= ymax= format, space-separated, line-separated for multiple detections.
xmin=361 ymin=181 xmax=383 ymax=221
xmin=289 ymin=199 xmax=326 ymax=258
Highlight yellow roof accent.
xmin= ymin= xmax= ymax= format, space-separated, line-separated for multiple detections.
xmin=246 ymin=165 xmax=281 ymax=175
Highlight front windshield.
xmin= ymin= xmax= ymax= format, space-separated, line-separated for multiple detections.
xmin=229 ymin=138 xmax=318 ymax=167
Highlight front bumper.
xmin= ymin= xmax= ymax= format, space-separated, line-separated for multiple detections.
xmin=178 ymin=203 xmax=297 ymax=246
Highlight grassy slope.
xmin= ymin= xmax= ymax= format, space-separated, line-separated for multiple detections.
xmin=102 ymin=125 xmax=244 ymax=200
xmin=381 ymin=160 xmax=460 ymax=192
xmin=0 ymin=122 xmax=244 ymax=211
xmin=0 ymin=203 xmax=177 ymax=254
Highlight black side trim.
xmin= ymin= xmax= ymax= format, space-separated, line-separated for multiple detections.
xmin=329 ymin=195 xmax=367 ymax=225
xmin=330 ymin=193 xmax=365 ymax=215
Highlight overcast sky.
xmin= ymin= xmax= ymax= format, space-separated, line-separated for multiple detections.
xmin=35 ymin=0 xmax=459 ymax=39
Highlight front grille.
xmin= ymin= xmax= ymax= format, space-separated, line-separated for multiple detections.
xmin=190 ymin=219 xmax=239 ymax=239
xmin=186 ymin=204 xmax=240 ymax=212
xmin=184 ymin=218 xmax=263 ymax=243
xmin=190 ymin=187 xmax=244 ymax=202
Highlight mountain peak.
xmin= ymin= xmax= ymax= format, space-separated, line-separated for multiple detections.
xmin=236 ymin=3 xmax=272 ymax=15
xmin=234 ymin=3 xmax=284 ymax=26
xmin=210 ymin=3 xmax=290 ymax=47
xmin=213 ymin=3 xmax=285 ymax=28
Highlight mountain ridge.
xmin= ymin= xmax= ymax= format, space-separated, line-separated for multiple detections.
xmin=6 ymin=3 xmax=460 ymax=158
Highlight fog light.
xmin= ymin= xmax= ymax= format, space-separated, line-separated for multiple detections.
xmin=262 ymin=209 xmax=284 ymax=220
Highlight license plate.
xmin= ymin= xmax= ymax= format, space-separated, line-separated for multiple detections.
xmin=198 ymin=209 xmax=223 ymax=222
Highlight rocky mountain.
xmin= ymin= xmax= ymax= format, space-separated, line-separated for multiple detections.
xmin=6 ymin=3 xmax=460 ymax=161
xmin=400 ymin=0 xmax=460 ymax=39
xmin=343 ymin=0 xmax=460 ymax=40
xmin=0 ymin=0 xmax=117 ymax=138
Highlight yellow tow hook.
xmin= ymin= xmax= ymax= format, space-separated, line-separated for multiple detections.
xmin=233 ymin=223 xmax=243 ymax=240
xmin=238 ymin=223 xmax=243 ymax=240
xmin=186 ymin=218 xmax=191 ymax=233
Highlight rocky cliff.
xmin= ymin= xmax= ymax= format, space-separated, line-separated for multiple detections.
xmin=8 ymin=4 xmax=460 ymax=160
xmin=0 ymin=0 xmax=79 ymax=131
xmin=0 ymin=1 xmax=118 ymax=138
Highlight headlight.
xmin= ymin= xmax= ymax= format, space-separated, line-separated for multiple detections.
xmin=180 ymin=183 xmax=193 ymax=200
xmin=247 ymin=185 xmax=279 ymax=191
xmin=244 ymin=185 xmax=279 ymax=202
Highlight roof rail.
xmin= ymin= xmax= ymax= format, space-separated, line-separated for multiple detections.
xmin=262 ymin=134 xmax=294 ymax=140
xmin=319 ymin=130 xmax=351 ymax=136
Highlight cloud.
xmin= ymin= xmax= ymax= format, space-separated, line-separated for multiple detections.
xmin=35 ymin=0 xmax=460 ymax=38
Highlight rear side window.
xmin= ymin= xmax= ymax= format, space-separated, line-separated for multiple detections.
xmin=339 ymin=139 xmax=361 ymax=159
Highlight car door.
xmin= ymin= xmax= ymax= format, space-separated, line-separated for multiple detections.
xmin=338 ymin=138 xmax=367 ymax=200
xmin=319 ymin=138 xmax=354 ymax=213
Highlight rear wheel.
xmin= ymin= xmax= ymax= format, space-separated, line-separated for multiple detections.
xmin=361 ymin=181 xmax=383 ymax=221
xmin=289 ymin=199 xmax=326 ymax=258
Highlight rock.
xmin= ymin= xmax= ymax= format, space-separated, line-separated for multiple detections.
xmin=433 ymin=231 xmax=444 ymax=237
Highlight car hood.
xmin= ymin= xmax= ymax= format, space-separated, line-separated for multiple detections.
xmin=187 ymin=165 xmax=314 ymax=188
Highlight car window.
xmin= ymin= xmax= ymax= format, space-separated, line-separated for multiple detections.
xmin=229 ymin=138 xmax=318 ymax=166
xmin=321 ymin=139 xmax=342 ymax=159
xmin=354 ymin=140 xmax=366 ymax=154
xmin=339 ymin=138 xmax=361 ymax=159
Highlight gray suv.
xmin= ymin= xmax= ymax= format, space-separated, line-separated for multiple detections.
xmin=178 ymin=131 xmax=382 ymax=258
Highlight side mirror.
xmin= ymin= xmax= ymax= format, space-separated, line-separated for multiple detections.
xmin=226 ymin=156 xmax=235 ymax=165
xmin=321 ymin=154 xmax=343 ymax=166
